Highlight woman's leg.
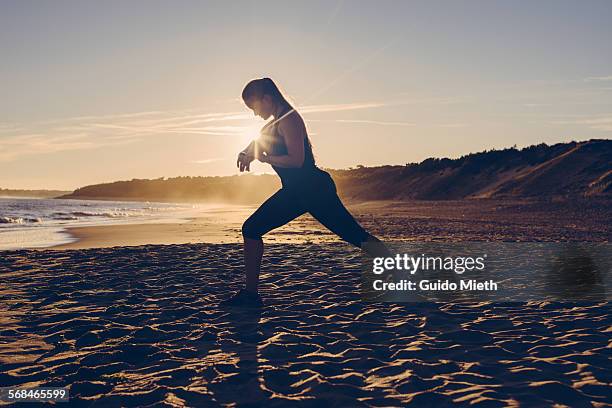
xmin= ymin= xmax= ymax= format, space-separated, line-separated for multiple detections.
xmin=306 ymin=181 xmax=391 ymax=257
xmin=243 ymin=238 xmax=263 ymax=293
xmin=241 ymin=188 xmax=306 ymax=292
xmin=308 ymin=192 xmax=373 ymax=247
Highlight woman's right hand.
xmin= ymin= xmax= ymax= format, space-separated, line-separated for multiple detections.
xmin=237 ymin=151 xmax=254 ymax=172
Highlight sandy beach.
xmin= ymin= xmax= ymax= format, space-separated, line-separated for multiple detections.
xmin=0 ymin=199 xmax=609 ymax=406
xmin=1 ymin=241 xmax=610 ymax=407
xmin=4 ymin=1 xmax=611 ymax=405
xmin=46 ymin=199 xmax=612 ymax=251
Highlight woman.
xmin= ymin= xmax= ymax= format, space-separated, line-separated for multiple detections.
xmin=221 ymin=78 xmax=385 ymax=307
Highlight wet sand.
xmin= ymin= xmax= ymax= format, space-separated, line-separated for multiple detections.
xmin=48 ymin=199 xmax=611 ymax=250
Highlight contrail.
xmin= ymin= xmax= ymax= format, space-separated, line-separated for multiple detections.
xmin=265 ymin=37 xmax=398 ymax=128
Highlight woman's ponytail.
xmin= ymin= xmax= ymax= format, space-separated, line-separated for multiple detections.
xmin=242 ymin=78 xmax=292 ymax=111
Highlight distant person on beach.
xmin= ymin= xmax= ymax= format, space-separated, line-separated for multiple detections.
xmin=221 ymin=77 xmax=387 ymax=307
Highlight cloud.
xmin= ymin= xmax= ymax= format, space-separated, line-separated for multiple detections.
xmin=584 ymin=75 xmax=612 ymax=82
xmin=523 ymin=103 xmax=552 ymax=108
xmin=311 ymin=118 xmax=467 ymax=128
xmin=334 ymin=119 xmax=417 ymax=126
xmin=0 ymin=132 xmax=141 ymax=161
xmin=300 ymin=102 xmax=387 ymax=114
xmin=191 ymin=157 xmax=226 ymax=164
xmin=325 ymin=0 xmax=345 ymax=28
xmin=0 ymin=99 xmax=407 ymax=161
xmin=435 ymin=123 xmax=468 ymax=128
xmin=550 ymin=115 xmax=612 ymax=131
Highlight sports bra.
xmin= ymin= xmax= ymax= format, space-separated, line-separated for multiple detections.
xmin=259 ymin=107 xmax=322 ymax=187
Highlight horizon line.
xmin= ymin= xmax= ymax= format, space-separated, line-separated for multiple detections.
xmin=2 ymin=138 xmax=604 ymax=192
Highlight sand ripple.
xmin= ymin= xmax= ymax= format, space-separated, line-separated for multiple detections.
xmin=0 ymin=243 xmax=610 ymax=407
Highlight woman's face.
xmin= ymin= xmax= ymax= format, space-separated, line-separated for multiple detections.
xmin=245 ymin=95 xmax=275 ymax=120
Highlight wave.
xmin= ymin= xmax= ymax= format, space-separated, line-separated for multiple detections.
xmin=1 ymin=203 xmax=187 ymax=229
xmin=1 ymin=210 xmax=138 ymax=225
xmin=0 ymin=216 xmax=43 ymax=224
xmin=52 ymin=210 xmax=136 ymax=218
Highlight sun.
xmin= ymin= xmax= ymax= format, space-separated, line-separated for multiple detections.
xmin=239 ymin=119 xmax=265 ymax=146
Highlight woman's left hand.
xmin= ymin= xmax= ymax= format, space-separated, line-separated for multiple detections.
xmin=254 ymin=148 xmax=268 ymax=163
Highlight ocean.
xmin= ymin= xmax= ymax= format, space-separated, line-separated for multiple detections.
xmin=0 ymin=197 xmax=204 ymax=250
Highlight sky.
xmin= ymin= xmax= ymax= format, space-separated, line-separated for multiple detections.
xmin=1 ymin=0 xmax=611 ymax=190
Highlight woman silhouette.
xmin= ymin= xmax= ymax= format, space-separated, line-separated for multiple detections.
xmin=222 ymin=78 xmax=385 ymax=307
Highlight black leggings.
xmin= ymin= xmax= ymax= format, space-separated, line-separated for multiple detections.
xmin=242 ymin=176 xmax=371 ymax=248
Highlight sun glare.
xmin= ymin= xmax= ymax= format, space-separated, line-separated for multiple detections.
xmin=240 ymin=120 xmax=265 ymax=145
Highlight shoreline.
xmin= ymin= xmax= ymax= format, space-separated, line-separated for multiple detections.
xmin=44 ymin=219 xmax=243 ymax=251
xmin=38 ymin=201 xmax=390 ymax=251
xmin=43 ymin=205 xmax=256 ymax=250
xmin=33 ymin=198 xmax=611 ymax=251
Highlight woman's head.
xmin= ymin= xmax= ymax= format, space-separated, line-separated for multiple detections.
xmin=242 ymin=78 xmax=292 ymax=120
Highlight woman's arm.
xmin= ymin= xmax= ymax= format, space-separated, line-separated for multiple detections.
xmin=237 ymin=140 xmax=258 ymax=172
xmin=260 ymin=114 xmax=306 ymax=168
xmin=240 ymin=140 xmax=256 ymax=156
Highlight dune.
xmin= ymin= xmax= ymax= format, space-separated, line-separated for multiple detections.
xmin=55 ymin=139 xmax=611 ymax=205
xmin=476 ymin=140 xmax=612 ymax=198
